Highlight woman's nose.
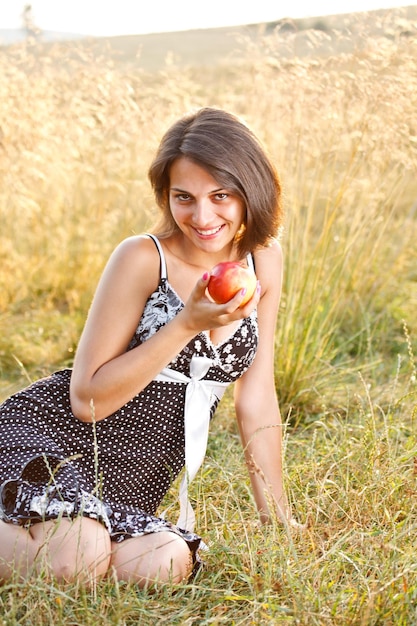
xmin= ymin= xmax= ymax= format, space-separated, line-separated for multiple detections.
xmin=192 ymin=200 xmax=213 ymax=226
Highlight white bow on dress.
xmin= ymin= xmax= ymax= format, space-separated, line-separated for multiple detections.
xmin=154 ymin=355 xmax=228 ymax=531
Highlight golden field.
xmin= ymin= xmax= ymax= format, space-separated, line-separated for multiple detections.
xmin=0 ymin=6 xmax=417 ymax=624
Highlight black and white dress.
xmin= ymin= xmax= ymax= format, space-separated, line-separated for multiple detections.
xmin=0 ymin=235 xmax=258 ymax=560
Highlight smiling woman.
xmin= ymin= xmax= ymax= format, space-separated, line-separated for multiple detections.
xmin=149 ymin=107 xmax=282 ymax=259
xmin=0 ymin=106 xmax=300 ymax=589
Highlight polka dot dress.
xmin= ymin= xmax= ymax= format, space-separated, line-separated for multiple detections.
xmin=0 ymin=235 xmax=258 ymax=558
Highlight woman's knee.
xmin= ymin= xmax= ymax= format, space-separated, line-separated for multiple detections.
xmin=30 ymin=516 xmax=111 ymax=583
xmin=111 ymin=532 xmax=193 ymax=586
xmin=165 ymin=534 xmax=193 ymax=583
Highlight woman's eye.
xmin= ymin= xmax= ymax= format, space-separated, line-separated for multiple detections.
xmin=176 ymin=193 xmax=191 ymax=201
xmin=215 ymin=193 xmax=228 ymax=200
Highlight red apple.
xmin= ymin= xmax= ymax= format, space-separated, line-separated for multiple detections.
xmin=207 ymin=261 xmax=257 ymax=306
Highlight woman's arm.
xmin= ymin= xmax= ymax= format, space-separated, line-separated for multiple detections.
xmin=70 ymin=236 xmax=259 ymax=422
xmin=234 ymin=241 xmax=292 ymax=524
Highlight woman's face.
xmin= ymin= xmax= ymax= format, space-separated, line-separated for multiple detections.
xmin=168 ymin=157 xmax=245 ymax=255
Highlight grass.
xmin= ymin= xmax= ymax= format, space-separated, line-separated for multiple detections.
xmin=1 ymin=7 xmax=417 ymax=624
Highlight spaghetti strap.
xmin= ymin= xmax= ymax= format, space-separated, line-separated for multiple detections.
xmin=246 ymin=252 xmax=255 ymax=272
xmin=147 ymin=234 xmax=168 ymax=280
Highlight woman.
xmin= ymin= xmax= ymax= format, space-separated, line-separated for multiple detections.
xmin=0 ymin=107 xmax=294 ymax=587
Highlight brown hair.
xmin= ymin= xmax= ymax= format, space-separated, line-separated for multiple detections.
xmin=148 ymin=107 xmax=283 ymax=257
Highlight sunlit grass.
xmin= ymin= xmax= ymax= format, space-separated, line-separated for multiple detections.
xmin=1 ymin=9 xmax=416 ymax=624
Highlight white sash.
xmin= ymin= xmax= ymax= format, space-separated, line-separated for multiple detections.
xmin=154 ymin=355 xmax=229 ymax=531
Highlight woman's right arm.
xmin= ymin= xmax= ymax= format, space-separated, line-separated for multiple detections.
xmin=69 ymin=236 xmax=258 ymax=422
xmin=69 ymin=235 xmax=192 ymax=421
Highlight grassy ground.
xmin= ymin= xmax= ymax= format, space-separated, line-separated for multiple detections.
xmin=0 ymin=7 xmax=417 ymax=624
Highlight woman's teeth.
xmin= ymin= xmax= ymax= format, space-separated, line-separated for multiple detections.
xmin=196 ymin=226 xmax=222 ymax=236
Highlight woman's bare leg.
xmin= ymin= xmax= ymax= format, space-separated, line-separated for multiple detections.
xmin=0 ymin=519 xmax=39 ymax=581
xmin=0 ymin=517 xmax=111 ymax=583
xmin=110 ymin=532 xmax=193 ymax=587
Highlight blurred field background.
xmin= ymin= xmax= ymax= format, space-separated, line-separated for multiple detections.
xmin=1 ymin=6 xmax=417 ymax=624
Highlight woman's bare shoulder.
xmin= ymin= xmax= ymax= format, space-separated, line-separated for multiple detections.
xmin=107 ymin=234 xmax=161 ymax=280
xmin=111 ymin=234 xmax=160 ymax=261
xmin=253 ymin=239 xmax=283 ymax=282
xmin=85 ymin=235 xmax=164 ymax=312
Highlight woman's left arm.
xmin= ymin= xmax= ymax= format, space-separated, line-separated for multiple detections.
xmin=234 ymin=240 xmax=292 ymax=525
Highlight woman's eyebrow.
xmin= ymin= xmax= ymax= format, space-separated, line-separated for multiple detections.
xmin=170 ymin=186 xmax=225 ymax=193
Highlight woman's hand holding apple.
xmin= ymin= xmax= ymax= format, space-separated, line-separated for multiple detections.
xmin=178 ymin=263 xmax=259 ymax=335
xmin=207 ymin=261 xmax=257 ymax=306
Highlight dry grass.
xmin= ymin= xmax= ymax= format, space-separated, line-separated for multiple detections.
xmin=0 ymin=7 xmax=417 ymax=624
